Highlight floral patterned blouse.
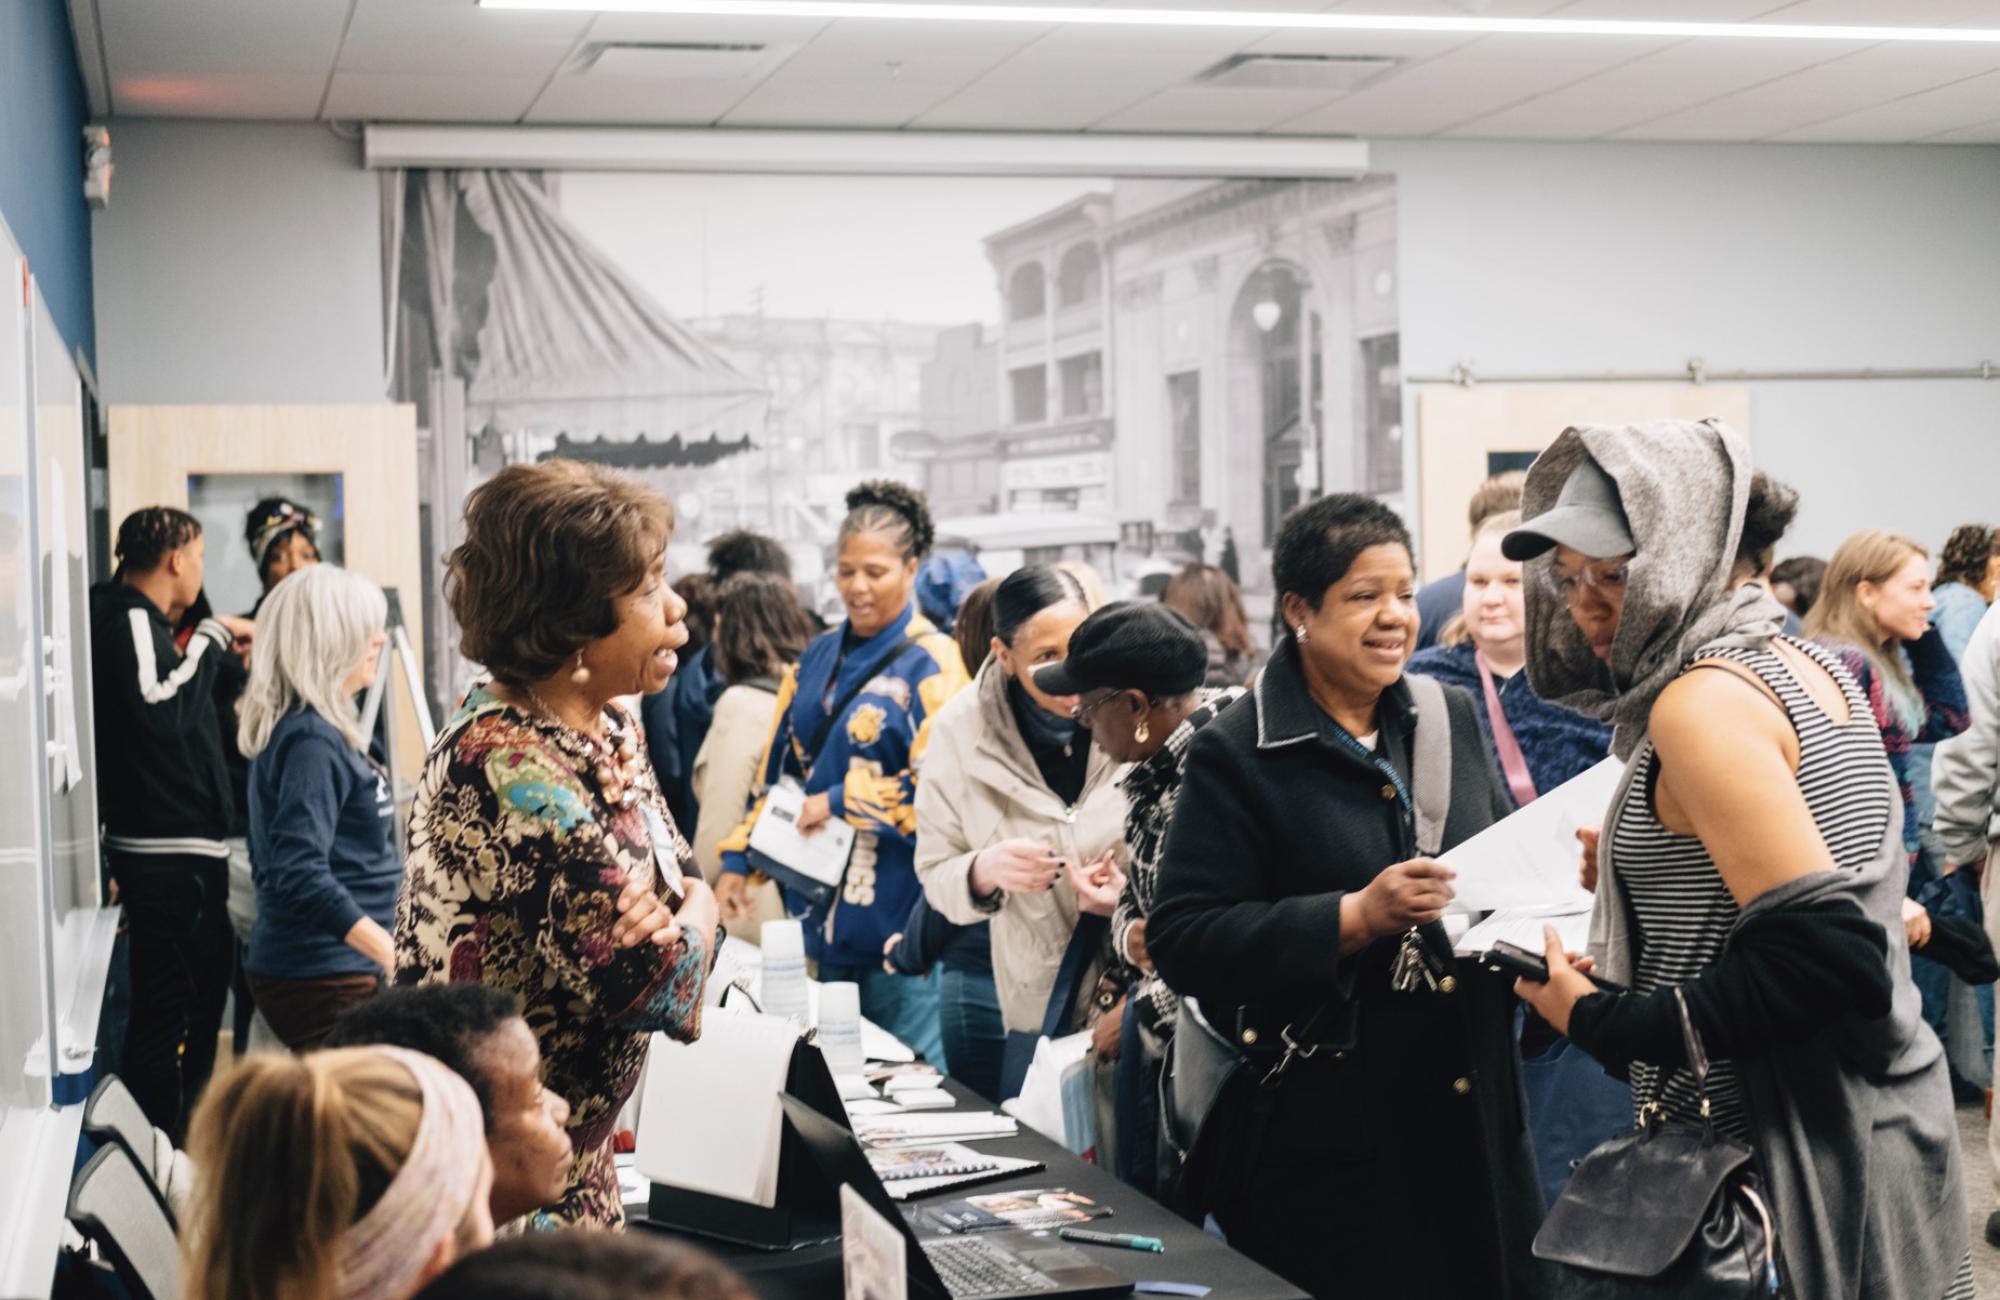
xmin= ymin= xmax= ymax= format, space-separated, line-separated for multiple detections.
xmin=394 ymin=686 xmax=709 ymax=1229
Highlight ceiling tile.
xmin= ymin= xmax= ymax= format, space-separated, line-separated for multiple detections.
xmin=339 ymin=0 xmax=586 ymax=76
xmin=1774 ymin=68 xmax=2000 ymax=140
xmin=1746 ymin=0 xmax=2000 ymax=23
xmin=1094 ymin=85 xmax=1361 ymax=132
xmin=323 ymin=70 xmax=546 ymax=123
xmin=1547 ymin=0 xmax=1798 ymax=17
xmin=1271 ymin=34 xmax=1666 ymax=136
xmin=112 ymin=71 xmax=326 ymax=119
xmin=580 ymin=12 xmax=834 ymax=45
xmin=718 ymin=17 xmax=1054 ymax=127
xmin=1445 ymin=35 xmax=1860 ymax=137
xmin=1921 ymin=115 xmax=2000 ymax=141
xmin=1617 ymin=40 xmax=2000 ymax=139
xmin=97 ymin=0 xmax=349 ymax=76
xmin=525 ymin=74 xmax=767 ymax=125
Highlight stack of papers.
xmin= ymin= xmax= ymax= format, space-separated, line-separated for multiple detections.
xmin=854 ymin=1112 xmax=1020 ymax=1150
xmin=1441 ymin=758 xmax=1623 ymax=914
xmin=1454 ymin=905 xmax=1594 ymax=958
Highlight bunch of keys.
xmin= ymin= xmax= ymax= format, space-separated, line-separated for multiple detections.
xmin=1389 ymin=926 xmax=1444 ymax=993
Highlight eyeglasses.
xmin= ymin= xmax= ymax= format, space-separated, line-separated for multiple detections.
xmin=1073 ymin=691 xmax=1128 ymax=726
xmin=1538 ymin=554 xmax=1633 ymax=607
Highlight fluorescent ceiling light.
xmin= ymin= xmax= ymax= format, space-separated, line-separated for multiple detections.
xmin=479 ymin=0 xmax=2000 ymax=45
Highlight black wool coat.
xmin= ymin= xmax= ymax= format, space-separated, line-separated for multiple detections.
xmin=1149 ymin=638 xmax=1547 ymax=1299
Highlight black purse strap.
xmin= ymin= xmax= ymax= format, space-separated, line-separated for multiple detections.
xmin=797 ymin=637 xmax=913 ymax=775
xmin=1649 ymin=986 xmax=1718 ymax=1128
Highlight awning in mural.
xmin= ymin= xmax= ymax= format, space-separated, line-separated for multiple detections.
xmin=452 ymin=171 xmax=768 ymax=443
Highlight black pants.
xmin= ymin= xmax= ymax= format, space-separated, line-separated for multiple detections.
xmin=109 ymin=851 xmax=233 ymax=1142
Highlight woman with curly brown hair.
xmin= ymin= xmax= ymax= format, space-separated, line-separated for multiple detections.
xmin=1930 ymin=524 xmax=2000 ymax=660
xmin=394 ymin=459 xmax=718 ymax=1229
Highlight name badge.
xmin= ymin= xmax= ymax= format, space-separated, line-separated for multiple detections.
xmin=640 ymin=802 xmax=688 ymax=899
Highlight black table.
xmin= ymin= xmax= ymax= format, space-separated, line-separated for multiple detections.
xmin=631 ymin=1077 xmax=1309 ymax=1300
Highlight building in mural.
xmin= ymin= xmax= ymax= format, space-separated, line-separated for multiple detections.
xmin=963 ymin=175 xmax=1400 ymax=602
xmin=680 ymin=314 xmax=952 ymax=550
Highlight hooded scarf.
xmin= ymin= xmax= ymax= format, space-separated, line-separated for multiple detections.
xmin=1520 ymin=419 xmax=1786 ymax=761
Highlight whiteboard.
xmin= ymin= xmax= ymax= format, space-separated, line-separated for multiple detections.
xmin=32 ymin=291 xmax=98 ymax=922
xmin=0 ymin=227 xmax=61 ymax=1287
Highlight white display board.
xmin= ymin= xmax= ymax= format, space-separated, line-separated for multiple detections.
xmin=0 ymin=222 xmax=67 ymax=1299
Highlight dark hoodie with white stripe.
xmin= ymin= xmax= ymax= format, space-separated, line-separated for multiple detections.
xmin=89 ymin=581 xmax=244 ymax=859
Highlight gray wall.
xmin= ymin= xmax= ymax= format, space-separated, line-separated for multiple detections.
xmin=87 ymin=126 xmax=2000 ymax=560
xmin=92 ymin=120 xmax=383 ymax=405
xmin=1376 ymin=138 xmax=2000 ymax=561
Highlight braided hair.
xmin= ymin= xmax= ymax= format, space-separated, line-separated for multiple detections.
xmin=838 ymin=480 xmax=934 ymax=563
xmin=114 ymin=506 xmax=201 ymax=578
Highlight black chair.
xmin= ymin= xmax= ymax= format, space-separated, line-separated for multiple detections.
xmin=66 ymin=1143 xmax=181 ymax=1300
xmin=80 ymin=1075 xmax=177 ymax=1227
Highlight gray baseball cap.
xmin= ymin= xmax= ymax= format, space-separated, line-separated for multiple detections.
xmin=1502 ymin=458 xmax=1635 ymax=561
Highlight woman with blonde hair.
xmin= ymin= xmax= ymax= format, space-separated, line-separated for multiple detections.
xmin=1806 ymin=530 xmax=1969 ymax=875
xmin=183 ymin=1045 xmax=494 ymax=1300
xmin=239 ymin=564 xmax=395 ymax=1050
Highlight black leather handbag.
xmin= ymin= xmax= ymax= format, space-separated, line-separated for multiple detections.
xmin=1532 ymin=989 xmax=1783 ymax=1298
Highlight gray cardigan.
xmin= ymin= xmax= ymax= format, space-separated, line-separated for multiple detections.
xmin=1591 ymin=696 xmax=1966 ymax=1300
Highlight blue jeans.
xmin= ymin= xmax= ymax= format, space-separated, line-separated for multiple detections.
xmin=819 ymin=962 xmax=945 ymax=1066
xmin=938 ymin=966 xmax=1005 ymax=1102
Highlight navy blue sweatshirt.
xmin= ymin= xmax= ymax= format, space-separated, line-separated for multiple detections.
xmin=245 ymin=708 xmax=400 ymax=979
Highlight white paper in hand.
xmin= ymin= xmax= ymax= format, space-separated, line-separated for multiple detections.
xmin=749 ymin=780 xmax=856 ymax=891
xmin=1440 ymin=757 xmax=1624 ymax=913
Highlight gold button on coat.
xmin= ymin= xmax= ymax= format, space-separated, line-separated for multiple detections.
xmin=1380 ymin=784 xmax=1396 ymax=800
xmin=1438 ymin=975 xmax=1458 ymax=994
xmin=1242 ymin=1028 xmax=1259 ymax=1046
xmin=1453 ymin=1077 xmax=1472 ymax=1095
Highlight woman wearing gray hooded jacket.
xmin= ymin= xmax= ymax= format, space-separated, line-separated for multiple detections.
xmin=1509 ymin=419 xmax=1972 ymax=1300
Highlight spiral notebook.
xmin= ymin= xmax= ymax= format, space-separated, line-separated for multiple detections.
xmin=866 ymin=1143 xmax=1044 ymax=1201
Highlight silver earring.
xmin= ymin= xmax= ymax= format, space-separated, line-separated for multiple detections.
xmin=570 ymin=651 xmax=591 ymax=686
xmin=1294 ymin=625 xmax=1309 ymax=644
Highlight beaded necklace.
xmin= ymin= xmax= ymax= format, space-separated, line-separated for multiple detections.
xmin=521 ymin=684 xmax=646 ymax=809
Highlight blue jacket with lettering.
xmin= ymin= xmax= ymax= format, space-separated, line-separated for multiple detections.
xmin=719 ymin=601 xmax=970 ymax=967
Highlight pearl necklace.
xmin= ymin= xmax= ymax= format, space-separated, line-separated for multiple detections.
xmin=524 ymin=685 xmax=645 ymax=809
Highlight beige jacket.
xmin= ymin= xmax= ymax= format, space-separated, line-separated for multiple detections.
xmin=690 ymin=683 xmax=783 ymax=875
xmin=915 ymin=660 xmax=1128 ymax=1033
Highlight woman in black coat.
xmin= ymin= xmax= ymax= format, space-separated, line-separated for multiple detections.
xmin=1148 ymin=494 xmax=1544 ymax=1299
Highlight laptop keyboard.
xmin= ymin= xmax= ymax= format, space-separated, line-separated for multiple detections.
xmin=923 ymin=1235 xmax=1060 ymax=1296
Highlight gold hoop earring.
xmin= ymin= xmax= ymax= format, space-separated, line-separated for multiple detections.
xmin=1134 ymin=718 xmax=1151 ymax=746
xmin=569 ymin=651 xmax=591 ymax=686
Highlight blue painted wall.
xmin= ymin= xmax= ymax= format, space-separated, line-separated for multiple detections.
xmin=0 ymin=0 xmax=95 ymax=372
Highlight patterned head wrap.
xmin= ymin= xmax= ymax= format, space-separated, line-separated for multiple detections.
xmin=248 ymin=498 xmax=321 ymax=566
xmin=337 ymin=1046 xmax=488 ymax=1300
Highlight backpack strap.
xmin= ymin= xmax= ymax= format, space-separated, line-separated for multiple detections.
xmin=1403 ymin=673 xmax=1454 ymax=857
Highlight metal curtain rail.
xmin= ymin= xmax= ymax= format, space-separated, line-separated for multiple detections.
xmin=1408 ymin=358 xmax=2000 ymax=387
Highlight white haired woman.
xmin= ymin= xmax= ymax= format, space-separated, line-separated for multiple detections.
xmin=239 ymin=563 xmax=394 ymax=1051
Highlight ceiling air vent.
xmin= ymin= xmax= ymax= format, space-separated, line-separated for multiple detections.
xmin=1195 ymin=53 xmax=1400 ymax=93
xmin=577 ymin=42 xmax=791 ymax=80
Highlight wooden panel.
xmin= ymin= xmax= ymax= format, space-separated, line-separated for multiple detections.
xmin=106 ymin=404 xmax=428 ymax=779
xmin=1415 ymin=386 xmax=1752 ymax=583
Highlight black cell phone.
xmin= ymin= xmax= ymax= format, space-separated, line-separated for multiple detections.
xmin=1482 ymin=940 xmax=1625 ymax=993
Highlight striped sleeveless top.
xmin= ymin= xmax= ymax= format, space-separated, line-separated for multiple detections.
xmin=1610 ymin=635 xmax=1895 ymax=1140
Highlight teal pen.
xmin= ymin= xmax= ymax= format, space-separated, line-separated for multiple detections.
xmin=1057 ymin=1228 xmax=1164 ymax=1253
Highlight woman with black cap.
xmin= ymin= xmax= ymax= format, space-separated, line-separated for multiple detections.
xmin=914 ymin=565 xmax=1128 ymax=1103
xmin=1507 ymin=419 xmax=1972 ymax=1300
xmin=1146 ymin=493 xmax=1540 ymax=1298
xmin=1041 ymin=599 xmax=1245 ymax=1196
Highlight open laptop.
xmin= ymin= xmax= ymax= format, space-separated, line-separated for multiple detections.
xmin=780 ymin=1094 xmax=1133 ymax=1300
